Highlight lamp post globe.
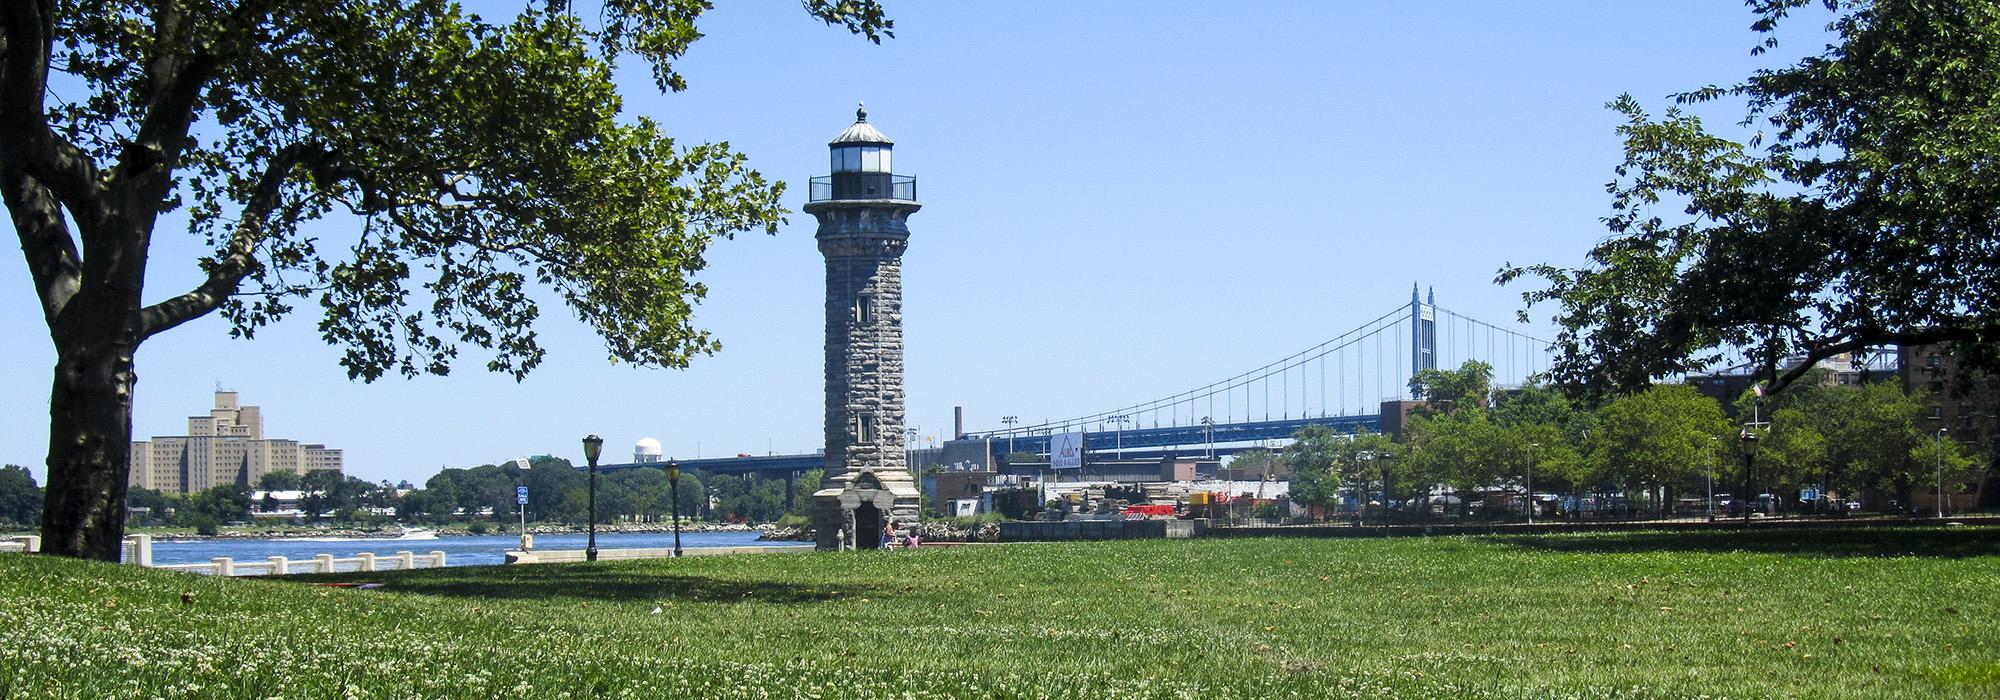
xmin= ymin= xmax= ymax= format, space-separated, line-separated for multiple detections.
xmin=582 ymin=434 xmax=604 ymax=562
xmin=667 ymin=459 xmax=684 ymax=557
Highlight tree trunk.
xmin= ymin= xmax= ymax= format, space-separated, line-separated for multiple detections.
xmin=39 ymin=335 xmax=139 ymax=561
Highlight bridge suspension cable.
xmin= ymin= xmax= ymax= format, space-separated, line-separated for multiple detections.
xmin=984 ymin=306 xmax=1409 ymax=439
xmin=971 ymin=293 xmax=1556 ymax=443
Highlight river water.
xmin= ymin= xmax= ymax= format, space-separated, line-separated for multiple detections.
xmin=150 ymin=530 xmax=808 ymax=568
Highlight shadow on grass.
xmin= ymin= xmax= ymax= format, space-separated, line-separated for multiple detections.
xmin=1491 ymin=527 xmax=2000 ymax=559
xmin=283 ymin=564 xmax=872 ymax=604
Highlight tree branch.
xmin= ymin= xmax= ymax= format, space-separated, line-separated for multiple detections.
xmin=115 ymin=7 xmax=215 ymax=192
xmin=1769 ymin=324 xmax=1999 ymax=394
xmin=0 ymin=0 xmax=107 ymax=222
xmin=2 ymin=160 xmax=80 ymax=324
xmin=117 ymin=0 xmax=278 ymax=200
xmin=137 ymin=143 xmax=314 ymax=339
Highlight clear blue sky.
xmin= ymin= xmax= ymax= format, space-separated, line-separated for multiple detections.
xmin=0 ymin=3 xmax=1832 ymax=485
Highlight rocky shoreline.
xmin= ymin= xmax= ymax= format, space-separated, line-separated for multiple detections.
xmin=755 ymin=520 xmax=1001 ymax=543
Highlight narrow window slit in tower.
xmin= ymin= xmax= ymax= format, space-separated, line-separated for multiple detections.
xmin=854 ymin=295 xmax=875 ymax=325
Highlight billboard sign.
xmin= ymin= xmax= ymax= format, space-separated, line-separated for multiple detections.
xmin=1049 ymin=432 xmax=1085 ymax=469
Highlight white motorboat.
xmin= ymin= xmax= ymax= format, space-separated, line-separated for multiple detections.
xmin=394 ymin=528 xmax=439 ymax=541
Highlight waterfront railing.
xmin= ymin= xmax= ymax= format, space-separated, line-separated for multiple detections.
xmin=117 ymin=534 xmax=446 ymax=576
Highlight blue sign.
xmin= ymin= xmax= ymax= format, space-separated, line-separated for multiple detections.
xmin=516 ymin=486 xmax=529 ymax=505
xmin=1800 ymin=488 xmax=1819 ymax=502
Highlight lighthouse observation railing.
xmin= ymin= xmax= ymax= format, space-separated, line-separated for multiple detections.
xmin=809 ymin=174 xmax=917 ymax=202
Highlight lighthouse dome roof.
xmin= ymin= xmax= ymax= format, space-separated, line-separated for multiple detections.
xmin=829 ymin=103 xmax=893 ymax=146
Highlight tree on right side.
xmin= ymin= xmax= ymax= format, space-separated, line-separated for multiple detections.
xmin=1501 ymin=1 xmax=2000 ymax=402
xmin=0 ymin=466 xmax=42 ymax=526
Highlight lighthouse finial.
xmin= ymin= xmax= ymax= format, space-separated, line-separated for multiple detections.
xmin=856 ymin=101 xmax=868 ymax=123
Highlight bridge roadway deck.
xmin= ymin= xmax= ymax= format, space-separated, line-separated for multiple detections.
xmin=594 ymin=453 xmax=824 ymax=476
xmin=591 ymin=414 xmax=1381 ymax=478
xmin=971 ymin=414 xmax=1381 ymax=456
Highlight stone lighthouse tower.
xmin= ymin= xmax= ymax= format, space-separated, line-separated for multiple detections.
xmin=808 ymin=104 xmax=922 ymax=551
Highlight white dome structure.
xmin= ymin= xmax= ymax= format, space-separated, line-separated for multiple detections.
xmin=634 ymin=437 xmax=663 ymax=463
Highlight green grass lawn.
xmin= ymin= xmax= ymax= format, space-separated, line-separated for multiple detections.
xmin=2 ymin=528 xmax=1995 ymax=699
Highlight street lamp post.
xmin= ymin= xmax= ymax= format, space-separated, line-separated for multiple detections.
xmin=1936 ymin=427 xmax=1948 ymax=518
xmin=1001 ymin=416 xmax=1018 ymax=456
xmin=1526 ymin=442 xmax=1538 ymax=525
xmin=1107 ymin=415 xmax=1131 ymax=459
xmin=1707 ymin=436 xmax=1718 ymax=522
xmin=582 ymin=434 xmax=603 ymax=562
xmin=1738 ymin=429 xmax=1759 ymax=527
xmin=1357 ymin=451 xmax=1375 ymax=528
xmin=1377 ymin=453 xmax=1393 ymax=526
xmin=666 ymin=459 xmax=684 ymax=557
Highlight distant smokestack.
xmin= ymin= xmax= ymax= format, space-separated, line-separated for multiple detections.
xmin=954 ymin=406 xmax=964 ymax=439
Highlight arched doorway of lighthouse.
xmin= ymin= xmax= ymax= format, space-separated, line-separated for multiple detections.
xmin=854 ymin=503 xmax=883 ymax=550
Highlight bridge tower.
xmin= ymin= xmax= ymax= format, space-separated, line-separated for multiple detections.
xmin=1412 ymin=284 xmax=1436 ymax=377
xmin=807 ymin=104 xmax=923 ymax=551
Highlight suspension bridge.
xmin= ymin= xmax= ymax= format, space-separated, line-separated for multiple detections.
xmin=959 ymin=285 xmax=1553 ymax=459
xmin=596 ymin=285 xmax=1552 ymax=482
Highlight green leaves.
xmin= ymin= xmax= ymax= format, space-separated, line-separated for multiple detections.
xmin=1408 ymin=360 xmax=1492 ymax=416
xmin=1279 ymin=425 xmax=1396 ymax=510
xmin=1505 ymin=1 xmax=2000 ymax=400
xmin=1587 ymin=385 xmax=1732 ymax=494
xmin=26 ymin=1 xmax=895 ymax=383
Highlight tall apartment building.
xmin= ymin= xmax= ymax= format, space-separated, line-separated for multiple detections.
xmin=1900 ymin=344 xmax=1997 ymax=445
xmin=129 ymin=390 xmax=344 ymax=494
xmin=1899 ymin=343 xmax=1997 ymax=509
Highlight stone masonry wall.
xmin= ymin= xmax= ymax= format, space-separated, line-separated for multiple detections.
xmin=814 ymin=202 xmax=918 ymax=479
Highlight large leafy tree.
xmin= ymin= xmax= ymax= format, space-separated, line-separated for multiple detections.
xmin=1401 ymin=411 xmax=1512 ymax=517
xmin=1282 ymin=425 xmax=1395 ymax=519
xmin=254 ymin=469 xmax=300 ymax=491
xmin=1408 ymin=360 xmax=1493 ymax=416
xmin=523 ymin=456 xmax=583 ymax=521
xmin=7 ymin=1 xmax=890 ymax=559
xmin=1501 ymin=0 xmax=2000 ymax=403
xmin=0 ymin=465 xmax=43 ymax=525
xmin=1586 ymin=384 xmax=1731 ymax=513
xmin=1758 ymin=406 xmax=1829 ymax=496
xmin=1493 ymin=385 xmax=1591 ymax=494
xmin=1743 ymin=374 xmax=1980 ymax=506
xmin=1279 ymin=425 xmax=1344 ymax=514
